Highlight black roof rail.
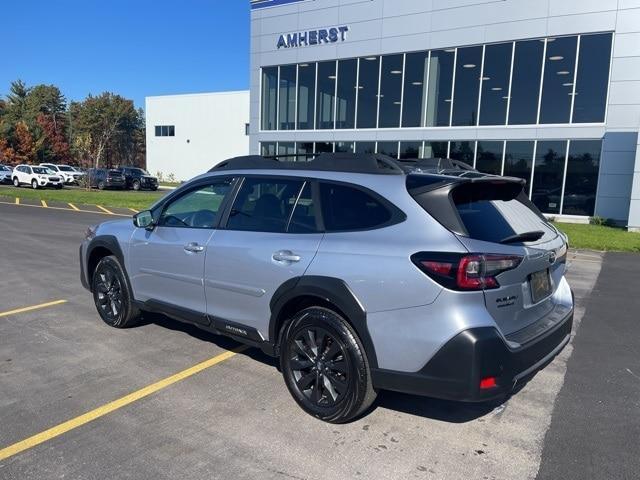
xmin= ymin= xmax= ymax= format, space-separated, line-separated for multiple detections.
xmin=210 ymin=153 xmax=405 ymax=175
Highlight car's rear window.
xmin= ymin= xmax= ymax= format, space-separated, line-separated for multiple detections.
xmin=319 ymin=182 xmax=393 ymax=232
xmin=452 ymin=185 xmax=557 ymax=243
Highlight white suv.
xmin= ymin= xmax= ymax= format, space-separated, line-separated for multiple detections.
xmin=40 ymin=163 xmax=84 ymax=185
xmin=13 ymin=165 xmax=63 ymax=189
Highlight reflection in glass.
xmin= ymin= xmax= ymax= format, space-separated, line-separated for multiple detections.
xmin=335 ymin=141 xmax=355 ymax=153
xmin=475 ymin=141 xmax=504 ymax=175
xmin=315 ymin=142 xmax=334 ymax=153
xmin=336 ymin=59 xmax=357 ymax=129
xmin=426 ymin=50 xmax=455 ymax=126
xmin=508 ymin=40 xmax=543 ymax=125
xmin=480 ymin=43 xmax=513 ymax=125
xmin=504 ymin=141 xmax=535 ymax=193
xmin=452 ymin=46 xmax=482 ymax=126
xmin=563 ymin=140 xmax=601 ymax=216
xmin=402 ymin=52 xmax=429 ymax=127
xmin=573 ymin=34 xmax=612 ymax=123
xmin=399 ymin=141 xmax=423 ymax=159
xmin=261 ymin=142 xmax=277 ymax=157
xmin=355 ymin=141 xmax=376 ymax=154
xmin=279 ymin=65 xmax=296 ymax=130
xmin=316 ymin=61 xmax=336 ymax=129
xmin=277 ymin=142 xmax=296 ymax=160
xmin=424 ymin=141 xmax=448 ymax=158
xmin=540 ymin=36 xmax=578 ymax=124
xmin=449 ymin=141 xmax=476 ymax=165
xmin=261 ymin=67 xmax=278 ymax=130
xmin=296 ymin=142 xmax=314 ymax=162
xmin=297 ymin=63 xmax=316 ymax=130
xmin=379 ymin=54 xmax=404 ymax=128
xmin=377 ymin=141 xmax=399 ymax=158
xmin=357 ymin=56 xmax=380 ymax=129
xmin=531 ymin=140 xmax=567 ymax=214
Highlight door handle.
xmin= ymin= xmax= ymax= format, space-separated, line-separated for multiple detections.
xmin=184 ymin=242 xmax=205 ymax=253
xmin=272 ymin=250 xmax=301 ymax=263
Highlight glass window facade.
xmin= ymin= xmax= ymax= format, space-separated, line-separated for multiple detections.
xmin=297 ymin=63 xmax=316 ymax=130
xmin=452 ymin=46 xmax=482 ymax=126
xmin=261 ymin=138 xmax=602 ymax=217
xmin=260 ymin=33 xmax=611 ymax=131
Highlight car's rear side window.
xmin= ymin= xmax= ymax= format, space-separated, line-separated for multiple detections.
xmin=319 ymin=182 xmax=393 ymax=232
xmin=227 ymin=177 xmax=306 ymax=233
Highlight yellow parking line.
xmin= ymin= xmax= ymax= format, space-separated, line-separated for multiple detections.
xmin=0 ymin=299 xmax=67 ymax=318
xmin=68 ymin=203 xmax=80 ymax=211
xmin=0 ymin=201 xmax=130 ymax=217
xmin=96 ymin=205 xmax=114 ymax=215
xmin=129 ymin=208 xmax=139 ymax=213
xmin=15 ymin=197 xmax=19 ymax=205
xmin=41 ymin=200 xmax=48 ymax=208
xmin=0 ymin=346 xmax=248 ymax=461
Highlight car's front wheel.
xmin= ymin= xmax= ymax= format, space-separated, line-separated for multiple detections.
xmin=280 ymin=307 xmax=377 ymax=423
xmin=13 ymin=177 xmax=19 ymax=187
xmin=132 ymin=180 xmax=141 ymax=191
xmin=92 ymin=255 xmax=140 ymax=328
xmin=31 ymin=179 xmax=38 ymax=189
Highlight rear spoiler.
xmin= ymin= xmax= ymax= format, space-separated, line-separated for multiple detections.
xmin=407 ymin=174 xmax=540 ymax=237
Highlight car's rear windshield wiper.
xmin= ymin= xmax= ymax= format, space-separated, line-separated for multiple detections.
xmin=499 ymin=230 xmax=545 ymax=244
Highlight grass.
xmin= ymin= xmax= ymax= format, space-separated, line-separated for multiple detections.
xmin=554 ymin=222 xmax=640 ymax=253
xmin=1 ymin=186 xmax=165 ymax=210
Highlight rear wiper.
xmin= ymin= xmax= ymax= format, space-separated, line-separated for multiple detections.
xmin=499 ymin=230 xmax=545 ymax=244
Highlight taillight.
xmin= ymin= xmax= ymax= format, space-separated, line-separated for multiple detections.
xmin=411 ymin=252 xmax=522 ymax=291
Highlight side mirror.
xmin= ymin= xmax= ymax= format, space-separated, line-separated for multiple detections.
xmin=133 ymin=210 xmax=155 ymax=230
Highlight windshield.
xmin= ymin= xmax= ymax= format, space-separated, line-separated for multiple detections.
xmin=58 ymin=165 xmax=74 ymax=172
xmin=0 ymin=166 xmax=10 ymax=171
xmin=131 ymin=168 xmax=149 ymax=175
xmin=32 ymin=167 xmax=51 ymax=174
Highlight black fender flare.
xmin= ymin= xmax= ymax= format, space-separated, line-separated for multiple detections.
xmin=85 ymin=235 xmax=128 ymax=290
xmin=269 ymin=276 xmax=378 ymax=369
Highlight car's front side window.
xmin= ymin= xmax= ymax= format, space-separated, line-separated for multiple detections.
xmin=226 ymin=177 xmax=306 ymax=233
xmin=159 ymin=179 xmax=234 ymax=229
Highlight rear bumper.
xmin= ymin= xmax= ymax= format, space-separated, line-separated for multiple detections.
xmin=371 ymin=307 xmax=573 ymax=402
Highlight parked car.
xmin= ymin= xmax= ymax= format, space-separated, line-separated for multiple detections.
xmin=117 ymin=167 xmax=159 ymax=191
xmin=0 ymin=164 xmax=12 ymax=184
xmin=79 ymin=154 xmax=574 ymax=423
xmin=40 ymin=163 xmax=85 ymax=185
xmin=13 ymin=164 xmax=63 ymax=189
xmin=86 ymin=168 xmax=126 ymax=190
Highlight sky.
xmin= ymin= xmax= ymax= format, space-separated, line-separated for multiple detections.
xmin=1 ymin=0 xmax=251 ymax=109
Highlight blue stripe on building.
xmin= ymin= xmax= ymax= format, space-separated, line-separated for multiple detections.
xmin=251 ymin=0 xmax=307 ymax=10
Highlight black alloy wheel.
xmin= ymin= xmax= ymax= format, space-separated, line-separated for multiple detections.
xmin=281 ymin=307 xmax=377 ymax=423
xmin=91 ymin=256 xmax=139 ymax=328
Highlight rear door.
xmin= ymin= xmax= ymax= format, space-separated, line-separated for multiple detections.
xmin=450 ymin=181 xmax=570 ymax=339
xmin=204 ymin=176 xmax=323 ymax=341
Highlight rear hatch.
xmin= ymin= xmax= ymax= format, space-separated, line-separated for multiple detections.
xmin=408 ymin=174 xmax=571 ymax=345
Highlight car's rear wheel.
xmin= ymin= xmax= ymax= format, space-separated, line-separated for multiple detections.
xmin=132 ymin=180 xmax=141 ymax=191
xmin=92 ymin=255 xmax=140 ymax=328
xmin=280 ymin=307 xmax=377 ymax=423
xmin=13 ymin=177 xmax=19 ymax=187
xmin=98 ymin=181 xmax=105 ymax=190
xmin=31 ymin=179 xmax=38 ymax=189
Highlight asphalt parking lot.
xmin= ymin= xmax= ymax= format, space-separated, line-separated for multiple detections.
xmin=0 ymin=202 xmax=638 ymax=480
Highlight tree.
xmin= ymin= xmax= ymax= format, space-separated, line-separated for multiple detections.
xmin=70 ymin=93 xmax=141 ymax=168
xmin=0 ymin=136 xmax=16 ymax=164
xmin=14 ymin=121 xmax=35 ymax=163
xmin=36 ymin=113 xmax=70 ymax=163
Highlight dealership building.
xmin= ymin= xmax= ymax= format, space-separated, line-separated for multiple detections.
xmin=249 ymin=0 xmax=640 ymax=229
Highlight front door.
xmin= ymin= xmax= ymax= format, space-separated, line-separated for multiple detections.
xmin=128 ymin=178 xmax=235 ymax=322
xmin=205 ymin=177 xmax=323 ymax=340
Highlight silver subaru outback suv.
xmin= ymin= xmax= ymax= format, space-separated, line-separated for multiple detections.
xmin=80 ymin=154 xmax=573 ymax=423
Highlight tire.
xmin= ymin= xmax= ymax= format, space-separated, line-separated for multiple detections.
xmin=98 ymin=181 xmax=105 ymax=190
xmin=31 ymin=179 xmax=38 ymax=190
xmin=280 ymin=307 xmax=377 ymax=423
xmin=132 ymin=180 xmax=141 ymax=191
xmin=91 ymin=255 xmax=140 ymax=328
xmin=56 ymin=184 xmax=63 ymax=189
xmin=13 ymin=177 xmax=19 ymax=187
